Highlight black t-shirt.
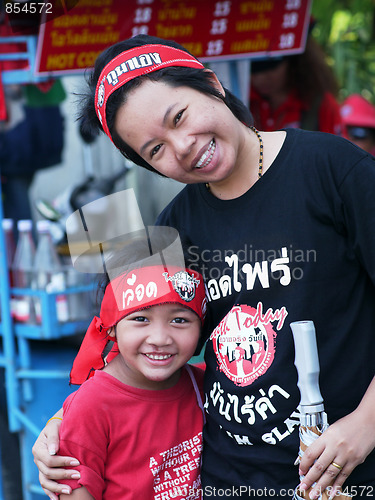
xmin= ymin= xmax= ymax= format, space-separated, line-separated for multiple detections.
xmin=157 ymin=129 xmax=375 ymax=495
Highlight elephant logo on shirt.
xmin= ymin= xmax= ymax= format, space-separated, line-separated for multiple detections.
xmin=210 ymin=303 xmax=285 ymax=387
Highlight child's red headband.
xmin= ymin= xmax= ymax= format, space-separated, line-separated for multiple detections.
xmin=94 ymin=44 xmax=204 ymax=142
xmin=70 ymin=265 xmax=206 ymax=384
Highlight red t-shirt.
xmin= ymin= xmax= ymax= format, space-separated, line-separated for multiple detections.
xmin=250 ymin=88 xmax=343 ymax=135
xmin=58 ymin=366 xmax=204 ymax=499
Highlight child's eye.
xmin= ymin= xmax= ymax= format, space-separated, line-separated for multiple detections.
xmin=172 ymin=317 xmax=188 ymax=324
xmin=132 ymin=316 xmax=148 ymax=322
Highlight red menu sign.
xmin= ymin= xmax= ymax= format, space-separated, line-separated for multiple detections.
xmin=35 ymin=0 xmax=312 ymax=76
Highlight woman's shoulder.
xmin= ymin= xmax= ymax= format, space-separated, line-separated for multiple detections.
xmin=156 ymin=184 xmax=201 ymax=227
xmin=282 ymin=128 xmax=374 ymax=184
xmin=283 ymin=127 xmax=366 ymax=156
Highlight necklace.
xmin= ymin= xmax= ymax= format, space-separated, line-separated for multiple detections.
xmin=250 ymin=126 xmax=264 ymax=179
xmin=205 ymin=126 xmax=263 ymax=191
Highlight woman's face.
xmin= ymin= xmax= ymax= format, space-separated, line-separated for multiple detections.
xmin=114 ymin=79 xmax=248 ymax=184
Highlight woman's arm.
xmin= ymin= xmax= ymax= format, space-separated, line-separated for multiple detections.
xmin=32 ymin=409 xmax=81 ymax=500
xmin=299 ymin=376 xmax=375 ymax=498
xmin=61 ymin=486 xmax=94 ymax=500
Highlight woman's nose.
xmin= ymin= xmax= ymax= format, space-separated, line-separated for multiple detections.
xmin=172 ymin=132 xmax=195 ymax=159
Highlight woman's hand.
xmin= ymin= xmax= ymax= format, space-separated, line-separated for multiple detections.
xmin=32 ymin=412 xmax=80 ymax=500
xmin=299 ymin=408 xmax=375 ymax=498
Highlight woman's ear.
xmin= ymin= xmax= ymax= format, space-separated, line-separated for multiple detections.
xmin=204 ymin=69 xmax=226 ymax=97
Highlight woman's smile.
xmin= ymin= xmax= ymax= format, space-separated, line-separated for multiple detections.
xmin=193 ymin=138 xmax=216 ymax=169
xmin=115 ymin=80 xmax=248 ymax=186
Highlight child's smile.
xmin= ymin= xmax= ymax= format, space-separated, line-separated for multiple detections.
xmin=105 ymin=303 xmax=201 ymax=390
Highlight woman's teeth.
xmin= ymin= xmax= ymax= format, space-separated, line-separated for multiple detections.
xmin=195 ymin=139 xmax=215 ymax=169
xmin=145 ymin=354 xmax=172 ymax=360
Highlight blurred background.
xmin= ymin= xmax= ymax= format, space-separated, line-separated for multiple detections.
xmin=312 ymin=0 xmax=375 ymax=103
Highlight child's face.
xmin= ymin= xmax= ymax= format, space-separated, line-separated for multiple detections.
xmin=109 ymin=303 xmax=201 ymax=390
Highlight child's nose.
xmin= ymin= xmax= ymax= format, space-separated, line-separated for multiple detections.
xmin=146 ymin=323 xmax=173 ymax=346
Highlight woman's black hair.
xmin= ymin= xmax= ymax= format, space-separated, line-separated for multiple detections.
xmin=79 ymin=34 xmax=253 ymax=175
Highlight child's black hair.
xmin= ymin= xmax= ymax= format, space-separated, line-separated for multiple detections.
xmin=95 ymin=227 xmax=200 ymax=300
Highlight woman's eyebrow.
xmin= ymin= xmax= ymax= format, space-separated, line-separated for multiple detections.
xmin=162 ymin=103 xmax=177 ymax=126
xmin=140 ymin=103 xmax=178 ymax=155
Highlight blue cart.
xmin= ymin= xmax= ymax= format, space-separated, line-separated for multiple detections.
xmin=0 ymin=37 xmax=95 ymax=498
xmin=0 ymin=194 xmax=96 ymax=500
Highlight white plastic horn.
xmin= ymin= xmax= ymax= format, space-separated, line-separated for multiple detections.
xmin=290 ymin=320 xmax=325 ymax=427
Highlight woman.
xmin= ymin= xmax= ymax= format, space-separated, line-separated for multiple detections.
xmin=33 ymin=35 xmax=375 ymax=499
xmin=250 ymin=37 xmax=342 ymax=135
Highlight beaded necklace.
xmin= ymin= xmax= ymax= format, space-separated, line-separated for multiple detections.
xmin=251 ymin=126 xmax=264 ymax=178
xmin=205 ymin=126 xmax=263 ymax=191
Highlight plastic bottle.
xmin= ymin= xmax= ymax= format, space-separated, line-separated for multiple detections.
xmin=0 ymin=219 xmax=16 ymax=320
xmin=33 ymin=220 xmax=69 ymax=323
xmin=2 ymin=219 xmax=16 ymax=281
xmin=65 ymin=266 xmax=90 ymax=321
xmin=11 ymin=219 xmax=36 ymax=323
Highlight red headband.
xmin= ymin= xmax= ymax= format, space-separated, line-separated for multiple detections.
xmin=70 ymin=265 xmax=206 ymax=384
xmin=94 ymin=44 xmax=204 ymax=141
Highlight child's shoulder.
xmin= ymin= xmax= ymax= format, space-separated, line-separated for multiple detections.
xmin=63 ymin=371 xmax=115 ymax=414
xmin=187 ymin=363 xmax=205 ymax=390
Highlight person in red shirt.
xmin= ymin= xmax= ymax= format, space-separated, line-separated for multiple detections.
xmin=341 ymin=93 xmax=375 ymax=156
xmin=45 ymin=237 xmax=207 ymax=500
xmin=250 ymin=37 xmax=343 ymax=135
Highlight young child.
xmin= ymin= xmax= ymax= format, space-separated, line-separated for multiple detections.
xmin=56 ymin=250 xmax=207 ymax=500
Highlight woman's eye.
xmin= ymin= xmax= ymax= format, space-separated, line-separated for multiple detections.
xmin=174 ymin=109 xmax=184 ymax=125
xmin=151 ymin=144 xmax=162 ymax=158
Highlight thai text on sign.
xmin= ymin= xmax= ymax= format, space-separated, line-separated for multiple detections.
xmin=35 ymin=0 xmax=312 ymax=76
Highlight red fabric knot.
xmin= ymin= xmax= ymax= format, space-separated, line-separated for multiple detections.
xmin=95 ymin=316 xmax=105 ymax=333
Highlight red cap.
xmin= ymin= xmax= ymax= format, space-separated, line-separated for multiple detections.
xmin=69 ymin=265 xmax=206 ymax=385
xmin=341 ymin=94 xmax=375 ymax=129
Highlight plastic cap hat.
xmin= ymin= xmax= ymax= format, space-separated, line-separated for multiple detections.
xmin=341 ymin=94 xmax=375 ymax=129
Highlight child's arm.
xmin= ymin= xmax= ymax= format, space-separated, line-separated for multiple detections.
xmin=60 ymin=486 xmax=94 ymax=500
